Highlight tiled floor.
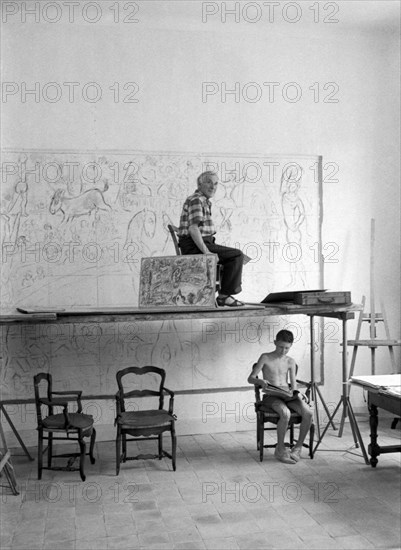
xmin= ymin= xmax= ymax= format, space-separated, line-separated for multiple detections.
xmin=1 ymin=420 xmax=400 ymax=550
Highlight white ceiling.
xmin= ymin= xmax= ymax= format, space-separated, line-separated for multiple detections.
xmin=144 ymin=0 xmax=400 ymax=33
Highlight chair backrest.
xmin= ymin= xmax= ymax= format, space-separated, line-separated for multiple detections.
xmin=167 ymin=224 xmax=181 ymax=255
xmin=33 ymin=372 xmax=52 ymax=424
xmin=116 ymin=366 xmax=166 ymax=411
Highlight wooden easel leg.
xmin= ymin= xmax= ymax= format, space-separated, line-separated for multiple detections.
xmin=348 ymin=296 xmax=366 ymax=382
xmin=3 ymin=461 xmax=19 ymax=495
xmin=371 ymin=347 xmax=376 ymax=376
xmin=338 ymin=318 xmax=350 ymax=437
xmin=381 ymin=300 xmax=397 ymax=371
xmin=0 ymin=422 xmax=19 ymax=495
xmin=0 ymin=404 xmax=34 ymax=461
xmin=347 ymin=398 xmax=369 ymax=464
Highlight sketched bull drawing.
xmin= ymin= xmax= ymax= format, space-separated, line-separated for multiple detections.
xmin=49 ymin=182 xmax=111 ymax=222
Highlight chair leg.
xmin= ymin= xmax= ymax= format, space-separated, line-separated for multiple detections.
xmin=171 ymin=425 xmax=177 ymax=471
xmin=256 ymin=415 xmax=260 ymax=450
xmin=259 ymin=416 xmax=264 ymax=462
xmin=78 ymin=436 xmax=86 ymax=482
xmin=122 ymin=433 xmax=127 ymax=461
xmin=309 ymin=423 xmax=315 ymax=459
xmin=158 ymin=434 xmax=163 ymax=460
xmin=47 ymin=432 xmax=53 ymax=468
xmin=37 ymin=431 xmax=43 ymax=480
xmin=116 ymin=428 xmax=121 ymax=476
xmin=289 ymin=423 xmax=295 ymax=447
xmin=89 ymin=428 xmax=96 ymax=464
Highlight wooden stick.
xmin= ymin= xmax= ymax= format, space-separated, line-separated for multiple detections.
xmin=370 ymin=218 xmax=376 ymax=340
xmin=381 ymin=299 xmax=397 ymax=371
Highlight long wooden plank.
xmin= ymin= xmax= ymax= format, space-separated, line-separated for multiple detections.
xmin=347 ymin=340 xmax=401 ymax=346
xmin=0 ymin=313 xmax=57 ymax=323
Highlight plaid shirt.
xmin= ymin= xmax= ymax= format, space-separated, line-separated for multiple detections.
xmin=178 ymin=189 xmax=215 ymax=237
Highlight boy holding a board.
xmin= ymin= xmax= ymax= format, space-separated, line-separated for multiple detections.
xmin=248 ymin=330 xmax=313 ymax=464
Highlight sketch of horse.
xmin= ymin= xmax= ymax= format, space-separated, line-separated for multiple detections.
xmin=49 ymin=181 xmax=111 ymax=223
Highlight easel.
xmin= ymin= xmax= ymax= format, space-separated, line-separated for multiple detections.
xmin=0 ymin=418 xmax=19 ymax=495
xmin=315 ymin=219 xmax=400 ymax=462
xmin=348 ymin=219 xmax=401 ymax=378
xmin=346 ymin=219 xmax=401 ymax=430
xmin=348 ymin=296 xmax=401 ymax=378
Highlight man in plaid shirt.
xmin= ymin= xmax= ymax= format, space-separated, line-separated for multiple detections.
xmin=178 ymin=171 xmax=244 ymax=307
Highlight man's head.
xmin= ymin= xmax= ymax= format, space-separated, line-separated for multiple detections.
xmin=274 ymin=329 xmax=294 ymax=356
xmin=197 ymin=171 xmax=218 ymax=199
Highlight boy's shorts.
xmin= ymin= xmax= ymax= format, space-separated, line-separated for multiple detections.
xmin=261 ymin=393 xmax=300 ymax=410
xmin=262 ymin=391 xmax=300 ymax=404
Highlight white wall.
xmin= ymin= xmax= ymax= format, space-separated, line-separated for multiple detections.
xmin=1 ymin=1 xmax=400 ymax=442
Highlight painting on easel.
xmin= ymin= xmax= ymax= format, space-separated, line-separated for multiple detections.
xmin=138 ymin=255 xmax=217 ymax=308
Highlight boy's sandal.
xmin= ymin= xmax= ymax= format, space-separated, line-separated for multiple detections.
xmin=216 ymin=295 xmax=245 ymax=307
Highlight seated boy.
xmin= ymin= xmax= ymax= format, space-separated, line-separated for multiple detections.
xmin=248 ymin=329 xmax=313 ymax=464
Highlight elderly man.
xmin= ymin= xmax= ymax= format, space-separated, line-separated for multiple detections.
xmin=178 ymin=171 xmax=244 ymax=307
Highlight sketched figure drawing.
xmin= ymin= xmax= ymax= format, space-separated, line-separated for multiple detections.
xmin=280 ymin=166 xmax=307 ymax=288
xmin=117 ymin=165 xmax=152 ymax=210
xmin=125 ymin=208 xmax=161 ymax=299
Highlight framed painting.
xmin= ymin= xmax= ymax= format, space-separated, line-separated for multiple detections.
xmin=138 ymin=255 xmax=217 ymax=308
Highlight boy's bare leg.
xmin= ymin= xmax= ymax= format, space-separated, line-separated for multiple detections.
xmin=276 ymin=414 xmax=289 ymax=451
xmin=297 ymin=414 xmax=313 ymax=446
xmin=287 ymin=398 xmax=313 ymax=460
xmin=269 ymin=400 xmax=296 ymax=464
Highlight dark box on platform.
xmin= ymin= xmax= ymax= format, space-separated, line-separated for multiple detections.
xmin=294 ymin=291 xmax=351 ymax=306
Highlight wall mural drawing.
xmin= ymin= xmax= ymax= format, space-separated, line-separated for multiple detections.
xmin=49 ymin=181 xmax=112 ymax=224
xmin=0 ymin=150 xmax=323 ymax=401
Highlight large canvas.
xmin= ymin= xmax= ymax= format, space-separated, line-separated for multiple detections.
xmin=0 ymin=150 xmax=322 ymax=310
xmin=138 ymin=255 xmax=217 ymax=308
xmin=0 ymin=149 xmax=325 ymax=403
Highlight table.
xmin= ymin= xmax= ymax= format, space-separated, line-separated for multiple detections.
xmin=350 ymin=375 xmax=401 ymax=467
xmin=368 ymin=390 xmax=401 ymax=467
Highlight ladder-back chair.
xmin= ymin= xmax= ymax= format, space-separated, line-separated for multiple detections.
xmin=33 ymin=373 xmax=96 ymax=481
xmin=115 ymin=366 xmax=177 ymax=474
xmin=253 ymin=365 xmax=315 ymax=461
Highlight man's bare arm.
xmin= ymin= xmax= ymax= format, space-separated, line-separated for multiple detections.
xmin=188 ymin=225 xmax=209 ymax=254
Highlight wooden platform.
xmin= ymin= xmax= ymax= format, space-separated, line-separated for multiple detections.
xmin=0 ymin=303 xmax=361 ymax=325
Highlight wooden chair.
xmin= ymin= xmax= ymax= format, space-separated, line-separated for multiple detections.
xmin=115 ymin=366 xmax=177 ymax=475
xmin=167 ymin=224 xmax=182 ymax=255
xmin=167 ymin=224 xmax=222 ymax=291
xmin=33 ymin=373 xmax=96 ymax=481
xmin=253 ymin=365 xmax=315 ymax=461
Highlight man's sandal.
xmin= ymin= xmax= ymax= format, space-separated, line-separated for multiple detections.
xmin=216 ymin=295 xmax=245 ymax=307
